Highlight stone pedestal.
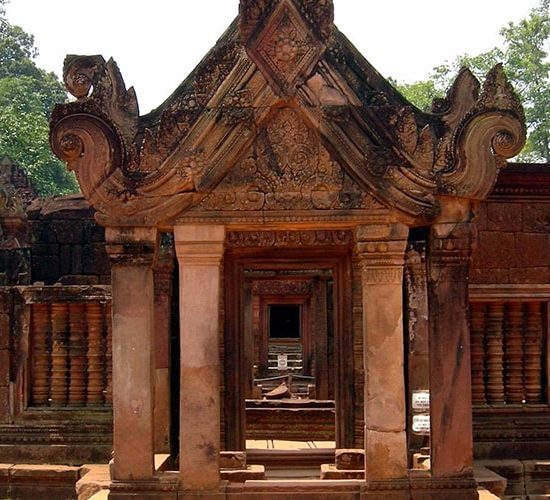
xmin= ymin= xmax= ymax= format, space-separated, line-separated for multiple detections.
xmin=175 ymin=225 xmax=225 ymax=492
xmin=106 ymin=227 xmax=157 ymax=481
xmin=356 ymin=224 xmax=409 ymax=498
xmin=426 ymin=201 xmax=477 ymax=498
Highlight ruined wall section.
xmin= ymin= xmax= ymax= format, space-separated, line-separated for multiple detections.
xmin=27 ymin=196 xmax=110 ymax=285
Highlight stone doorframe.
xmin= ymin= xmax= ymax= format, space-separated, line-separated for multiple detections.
xmin=223 ymin=243 xmax=354 ymax=451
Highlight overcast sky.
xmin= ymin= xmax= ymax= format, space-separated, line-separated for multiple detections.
xmin=5 ymin=0 xmax=542 ymax=113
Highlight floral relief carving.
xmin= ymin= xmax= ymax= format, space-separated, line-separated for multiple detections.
xmin=247 ymin=0 xmax=324 ymax=95
xmin=227 ymin=230 xmax=353 ymax=248
xmin=197 ymin=108 xmax=382 ymax=212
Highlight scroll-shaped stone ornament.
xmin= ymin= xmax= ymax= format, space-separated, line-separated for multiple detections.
xmin=50 ymin=56 xmax=198 ymax=225
xmin=440 ymin=65 xmax=526 ymax=199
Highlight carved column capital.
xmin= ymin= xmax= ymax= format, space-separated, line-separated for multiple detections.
xmin=174 ymin=225 xmax=226 ymax=267
xmin=429 ymin=224 xmax=473 ymax=289
xmin=105 ymin=227 xmax=158 ymax=267
xmin=355 ymin=224 xmax=409 ymax=283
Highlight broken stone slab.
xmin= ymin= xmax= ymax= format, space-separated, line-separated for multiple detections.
xmin=473 ymin=463 xmax=507 ymax=498
xmin=335 ymin=449 xmax=365 ymax=470
xmin=524 ymin=460 xmax=550 ymax=496
xmin=320 ymin=463 xmax=364 ymax=480
xmin=220 ymin=465 xmax=265 ymax=483
xmin=220 ymin=451 xmax=247 ymax=470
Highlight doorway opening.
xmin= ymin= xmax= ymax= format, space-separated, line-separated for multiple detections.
xmin=223 ymin=247 xmax=354 ymax=472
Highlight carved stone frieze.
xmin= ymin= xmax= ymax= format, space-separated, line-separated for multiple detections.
xmin=251 ymin=279 xmax=313 ymax=296
xmin=226 ymin=230 xmax=353 ymax=248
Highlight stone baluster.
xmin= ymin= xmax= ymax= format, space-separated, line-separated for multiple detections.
xmin=356 ymin=223 xmax=409 ymax=495
xmin=486 ymin=302 xmax=505 ymax=404
xmin=31 ymin=303 xmax=51 ymax=406
xmin=86 ymin=302 xmax=104 ymax=406
xmin=68 ymin=303 xmax=87 ymax=406
xmin=106 ymin=226 xmax=157 ymax=481
xmin=504 ymin=302 xmax=524 ymax=405
xmin=470 ymin=302 xmax=487 ymax=405
xmin=524 ymin=302 xmax=543 ymax=404
xmin=104 ymin=302 xmax=113 ymax=405
xmin=175 ymin=225 xmax=225 ymax=492
xmin=427 ymin=201 xmax=477 ymax=497
xmin=50 ymin=303 xmax=69 ymax=406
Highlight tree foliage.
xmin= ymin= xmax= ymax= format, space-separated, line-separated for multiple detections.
xmin=0 ymin=0 xmax=78 ymax=196
xmin=397 ymin=0 xmax=550 ymax=162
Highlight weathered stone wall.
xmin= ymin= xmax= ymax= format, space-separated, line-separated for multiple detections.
xmin=470 ymin=200 xmax=550 ymax=285
xmin=27 ymin=196 xmax=110 ymax=285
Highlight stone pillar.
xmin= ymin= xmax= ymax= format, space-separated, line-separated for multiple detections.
xmin=106 ymin=227 xmax=157 ymax=481
xmin=356 ymin=224 xmax=409 ymax=497
xmin=405 ymin=240 xmax=430 ymax=457
xmin=427 ymin=200 xmax=477 ymax=497
xmin=153 ymin=236 xmax=175 ymax=453
xmin=175 ymin=225 xmax=225 ymax=492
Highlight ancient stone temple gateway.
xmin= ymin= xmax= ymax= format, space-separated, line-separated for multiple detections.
xmin=43 ymin=0 xmax=536 ymax=498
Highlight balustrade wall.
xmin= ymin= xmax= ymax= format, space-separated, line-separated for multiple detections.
xmin=470 ymin=299 xmax=547 ymax=407
xmin=29 ymin=299 xmax=112 ymax=408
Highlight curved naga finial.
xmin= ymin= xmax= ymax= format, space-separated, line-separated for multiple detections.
xmin=50 ymin=56 xmax=198 ymax=225
xmin=437 ymin=64 xmax=526 ymax=199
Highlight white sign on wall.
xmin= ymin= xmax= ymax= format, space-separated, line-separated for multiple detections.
xmin=412 ymin=391 xmax=430 ymax=412
xmin=277 ymin=354 xmax=288 ymax=370
xmin=412 ymin=414 xmax=431 ymax=435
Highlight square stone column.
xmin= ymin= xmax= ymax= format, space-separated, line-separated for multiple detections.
xmin=427 ymin=205 xmax=476 ymax=488
xmin=174 ymin=225 xmax=225 ymax=492
xmin=356 ymin=224 xmax=409 ymax=496
xmin=105 ymin=226 xmax=158 ymax=481
xmin=153 ymin=236 xmax=175 ymax=454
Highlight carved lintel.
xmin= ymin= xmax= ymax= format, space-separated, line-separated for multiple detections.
xmin=227 ymin=230 xmax=353 ymax=248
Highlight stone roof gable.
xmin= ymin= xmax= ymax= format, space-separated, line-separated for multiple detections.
xmin=50 ymin=0 xmax=526 ymax=228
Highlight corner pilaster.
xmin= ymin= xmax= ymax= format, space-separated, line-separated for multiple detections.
xmin=427 ymin=200 xmax=476 ymax=485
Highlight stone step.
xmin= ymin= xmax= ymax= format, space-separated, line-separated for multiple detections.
xmin=474 ymin=464 xmax=508 ymax=498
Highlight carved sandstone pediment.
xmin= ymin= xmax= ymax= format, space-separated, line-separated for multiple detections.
xmin=50 ymin=0 xmax=526 ymax=228
xmin=195 ymin=108 xmax=383 ymax=214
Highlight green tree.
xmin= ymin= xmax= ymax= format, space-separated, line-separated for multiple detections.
xmin=397 ymin=0 xmax=550 ymax=162
xmin=0 ymin=0 xmax=78 ymax=195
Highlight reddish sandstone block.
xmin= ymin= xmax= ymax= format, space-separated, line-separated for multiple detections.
xmin=335 ymin=449 xmax=365 ymax=470
xmin=476 ymin=232 xmax=515 ymax=269
xmin=0 ymin=314 xmax=10 ymax=349
xmin=523 ymin=204 xmax=550 ymax=233
xmin=321 ymin=464 xmax=364 ymax=480
xmin=486 ymin=202 xmax=523 ymax=232
xmin=513 ymin=233 xmax=550 ymax=268
xmin=509 ymin=267 xmax=550 ymax=285
xmin=220 ymin=452 xmax=247 ymax=470
xmin=469 ymin=267 xmax=510 ymax=285
xmin=524 ymin=460 xmax=550 ymax=495
xmin=221 ymin=465 xmax=265 ymax=483
xmin=0 ymin=350 xmax=9 ymax=386
xmin=471 ymin=203 xmax=488 ymax=231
